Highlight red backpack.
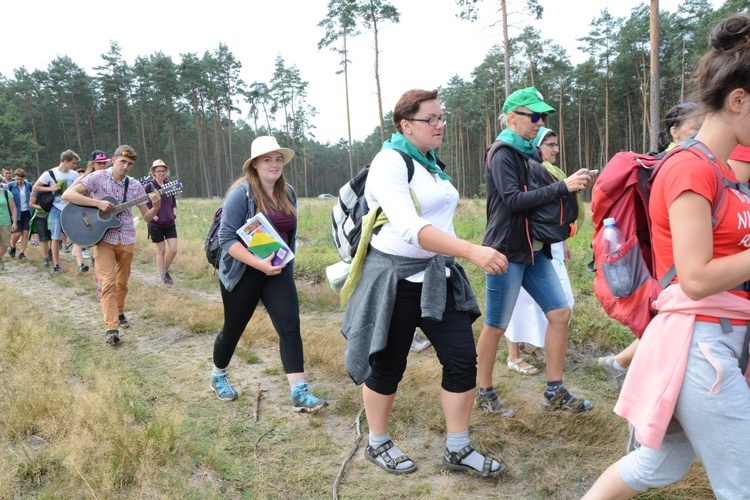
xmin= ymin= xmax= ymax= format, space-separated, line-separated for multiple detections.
xmin=590 ymin=139 xmax=734 ymax=338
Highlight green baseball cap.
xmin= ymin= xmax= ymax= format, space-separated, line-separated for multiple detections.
xmin=503 ymin=87 xmax=556 ymax=114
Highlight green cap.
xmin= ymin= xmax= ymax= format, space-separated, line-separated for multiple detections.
xmin=503 ymin=87 xmax=556 ymax=114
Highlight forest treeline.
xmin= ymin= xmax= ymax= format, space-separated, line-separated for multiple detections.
xmin=0 ymin=0 xmax=746 ymax=198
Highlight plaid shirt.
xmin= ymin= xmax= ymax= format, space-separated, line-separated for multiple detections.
xmin=80 ymin=167 xmax=147 ymax=245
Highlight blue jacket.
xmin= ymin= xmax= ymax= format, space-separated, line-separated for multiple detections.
xmin=8 ymin=180 xmax=33 ymax=213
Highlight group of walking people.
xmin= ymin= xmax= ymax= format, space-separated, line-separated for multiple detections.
xmin=208 ymin=13 xmax=750 ymax=497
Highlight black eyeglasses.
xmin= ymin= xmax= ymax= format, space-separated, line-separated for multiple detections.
xmin=407 ymin=115 xmax=447 ymax=127
xmin=513 ymin=110 xmax=548 ymax=123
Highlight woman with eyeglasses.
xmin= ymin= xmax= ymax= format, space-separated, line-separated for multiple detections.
xmin=583 ymin=14 xmax=750 ymax=499
xmin=476 ymin=87 xmax=595 ymax=414
xmin=342 ymin=89 xmax=509 ymax=477
xmin=144 ymin=159 xmax=178 ymax=286
xmin=503 ymin=127 xmax=584 ymax=374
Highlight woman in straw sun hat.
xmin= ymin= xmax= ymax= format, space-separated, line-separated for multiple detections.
xmin=209 ymin=136 xmax=328 ymax=414
xmin=144 ymin=159 xmax=179 ymax=286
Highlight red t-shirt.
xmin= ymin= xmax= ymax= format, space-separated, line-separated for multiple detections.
xmin=650 ymin=151 xmax=750 ymax=317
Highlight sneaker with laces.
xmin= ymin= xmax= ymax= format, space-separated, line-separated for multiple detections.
xmin=118 ymin=314 xmax=131 ymax=329
xmin=410 ymin=331 xmax=432 ymax=353
xmin=105 ymin=329 xmax=120 ymax=345
xmin=9 ymin=247 xmax=15 ymax=258
xmin=77 ymin=263 xmax=89 ymax=273
xmin=18 ymin=252 xmax=27 ymax=260
xmin=475 ymin=387 xmax=514 ymax=417
xmin=544 ymin=386 xmax=593 ymax=413
xmin=163 ymin=271 xmax=174 ymax=286
xmin=210 ymin=373 xmax=238 ymax=401
xmin=52 ymin=264 xmax=61 ymax=273
xmin=291 ymin=382 xmax=329 ymax=413
xmin=598 ymin=355 xmax=627 ymax=392
xmin=43 ymin=257 xmax=50 ymax=267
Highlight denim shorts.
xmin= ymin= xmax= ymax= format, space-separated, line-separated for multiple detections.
xmin=484 ymin=251 xmax=570 ymax=329
xmin=49 ymin=206 xmax=63 ymax=240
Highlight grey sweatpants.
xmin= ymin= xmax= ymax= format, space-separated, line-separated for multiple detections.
xmin=618 ymin=321 xmax=750 ymax=499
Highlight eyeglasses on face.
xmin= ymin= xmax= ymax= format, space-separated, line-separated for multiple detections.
xmin=514 ymin=110 xmax=548 ymax=123
xmin=541 ymin=142 xmax=560 ymax=149
xmin=407 ymin=115 xmax=447 ymax=127
xmin=154 ymin=169 xmax=167 ymax=174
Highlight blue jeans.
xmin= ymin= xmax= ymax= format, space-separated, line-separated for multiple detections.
xmin=49 ymin=206 xmax=63 ymax=240
xmin=484 ymin=251 xmax=570 ymax=329
xmin=618 ymin=321 xmax=750 ymax=499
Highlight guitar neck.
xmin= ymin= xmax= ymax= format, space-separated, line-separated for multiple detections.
xmin=110 ymin=182 xmax=177 ymax=215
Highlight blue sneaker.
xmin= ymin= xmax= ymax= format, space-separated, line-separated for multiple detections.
xmin=210 ymin=373 xmax=238 ymax=401
xmin=291 ymin=382 xmax=328 ymax=413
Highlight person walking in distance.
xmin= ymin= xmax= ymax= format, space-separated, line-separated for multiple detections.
xmin=144 ymin=159 xmax=179 ymax=286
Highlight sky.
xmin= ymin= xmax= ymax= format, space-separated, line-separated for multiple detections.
xmin=1 ymin=0 xmax=716 ymax=145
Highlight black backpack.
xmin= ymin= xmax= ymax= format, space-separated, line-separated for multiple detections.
xmin=204 ymin=185 xmax=251 ymax=270
xmin=36 ymin=169 xmax=58 ymax=213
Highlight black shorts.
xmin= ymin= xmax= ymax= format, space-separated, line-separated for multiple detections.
xmin=33 ymin=216 xmax=51 ymax=242
xmin=148 ymin=224 xmax=177 ymax=243
xmin=12 ymin=210 xmax=32 ymax=233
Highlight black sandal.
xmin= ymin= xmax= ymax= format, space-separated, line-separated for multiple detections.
xmin=443 ymin=445 xmax=506 ymax=478
xmin=364 ymin=440 xmax=417 ymax=475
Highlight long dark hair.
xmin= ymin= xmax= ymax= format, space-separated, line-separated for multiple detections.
xmin=656 ymin=103 xmax=696 ymax=153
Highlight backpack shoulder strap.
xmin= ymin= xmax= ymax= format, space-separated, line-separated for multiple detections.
xmin=392 ymin=149 xmax=415 ymax=182
xmin=485 ymin=140 xmax=507 ymax=170
xmin=48 ymin=169 xmax=56 ymax=183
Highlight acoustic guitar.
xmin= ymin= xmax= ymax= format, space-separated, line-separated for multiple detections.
xmin=61 ymin=180 xmax=184 ymax=246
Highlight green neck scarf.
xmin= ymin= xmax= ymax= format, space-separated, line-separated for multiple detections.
xmin=382 ymin=133 xmax=452 ymax=181
xmin=498 ymin=128 xmax=536 ymax=157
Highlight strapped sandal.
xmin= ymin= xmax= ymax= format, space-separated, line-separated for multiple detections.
xmin=364 ymin=440 xmax=417 ymax=475
xmin=507 ymin=357 xmax=539 ymax=375
xmin=443 ymin=445 xmax=507 ymax=478
xmin=520 ymin=342 xmax=547 ymax=364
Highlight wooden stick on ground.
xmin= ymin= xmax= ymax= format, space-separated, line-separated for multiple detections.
xmin=333 ymin=407 xmax=364 ymax=500
xmin=252 ymin=382 xmax=264 ymax=422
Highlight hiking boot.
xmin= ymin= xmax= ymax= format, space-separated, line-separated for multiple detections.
xmin=210 ymin=373 xmax=238 ymax=401
xmin=52 ymin=264 xmax=61 ymax=273
xmin=43 ymin=257 xmax=50 ymax=267
xmin=118 ymin=314 xmax=131 ymax=329
xmin=163 ymin=271 xmax=174 ymax=286
xmin=544 ymin=386 xmax=593 ymax=413
xmin=291 ymin=382 xmax=328 ymax=413
xmin=18 ymin=253 xmax=27 ymax=260
xmin=475 ymin=387 xmax=514 ymax=417
xmin=105 ymin=330 xmax=120 ymax=345
xmin=598 ymin=355 xmax=627 ymax=392
xmin=410 ymin=331 xmax=432 ymax=353
xmin=77 ymin=263 xmax=89 ymax=273
xmin=8 ymin=247 xmax=15 ymax=258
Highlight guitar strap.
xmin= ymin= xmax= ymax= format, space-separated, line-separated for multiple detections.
xmin=122 ymin=177 xmax=129 ymax=203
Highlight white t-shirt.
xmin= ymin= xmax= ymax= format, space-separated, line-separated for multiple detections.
xmin=366 ymin=148 xmax=458 ymax=281
xmin=37 ymin=167 xmax=79 ymax=210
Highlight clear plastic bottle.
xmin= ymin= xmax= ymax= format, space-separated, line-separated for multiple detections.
xmin=602 ymin=217 xmax=633 ymax=298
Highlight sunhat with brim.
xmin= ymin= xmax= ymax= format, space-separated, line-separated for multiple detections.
xmin=503 ymin=87 xmax=556 ymax=114
xmin=150 ymin=159 xmax=169 ymax=174
xmin=242 ymin=136 xmax=295 ymax=173
xmin=729 ymin=145 xmax=750 ymax=162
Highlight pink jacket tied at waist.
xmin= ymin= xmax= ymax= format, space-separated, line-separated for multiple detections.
xmin=614 ymin=285 xmax=750 ymax=450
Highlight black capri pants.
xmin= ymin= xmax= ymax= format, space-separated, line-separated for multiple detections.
xmin=365 ymin=279 xmax=478 ymax=395
xmin=214 ymin=264 xmax=304 ymax=373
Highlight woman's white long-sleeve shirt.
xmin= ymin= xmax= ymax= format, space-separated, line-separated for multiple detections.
xmin=365 ymin=148 xmax=458 ymax=281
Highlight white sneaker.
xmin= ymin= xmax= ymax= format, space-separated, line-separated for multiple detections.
xmin=598 ymin=355 xmax=627 ymax=392
xmin=410 ymin=331 xmax=432 ymax=353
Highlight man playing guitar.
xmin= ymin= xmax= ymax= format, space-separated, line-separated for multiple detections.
xmin=63 ymin=145 xmax=162 ymax=346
